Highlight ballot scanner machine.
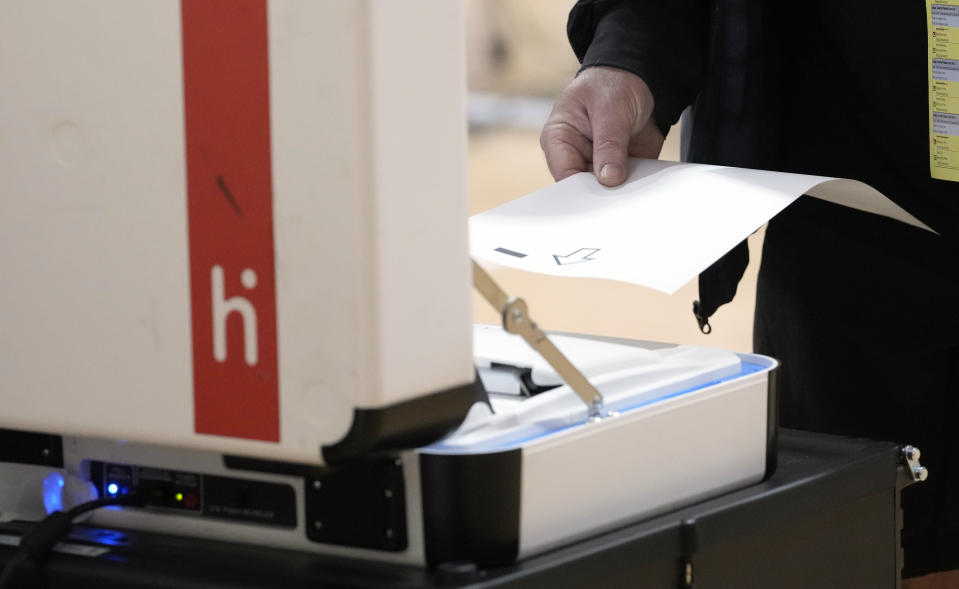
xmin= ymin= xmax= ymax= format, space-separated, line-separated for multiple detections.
xmin=0 ymin=0 xmax=777 ymax=570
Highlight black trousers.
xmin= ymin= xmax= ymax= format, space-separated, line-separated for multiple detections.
xmin=754 ymin=197 xmax=959 ymax=577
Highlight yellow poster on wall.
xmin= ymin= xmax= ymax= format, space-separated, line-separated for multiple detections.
xmin=928 ymin=1 xmax=959 ymax=182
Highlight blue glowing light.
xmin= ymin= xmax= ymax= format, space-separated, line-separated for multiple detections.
xmin=107 ymin=483 xmax=119 ymax=495
xmin=42 ymin=472 xmax=65 ymax=514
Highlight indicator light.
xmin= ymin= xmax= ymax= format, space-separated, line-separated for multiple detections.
xmin=42 ymin=472 xmax=97 ymax=514
xmin=42 ymin=472 xmax=65 ymax=514
xmin=107 ymin=483 xmax=119 ymax=495
xmin=175 ymin=492 xmax=184 ymax=502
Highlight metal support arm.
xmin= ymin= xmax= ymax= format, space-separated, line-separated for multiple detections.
xmin=472 ymin=260 xmax=610 ymax=421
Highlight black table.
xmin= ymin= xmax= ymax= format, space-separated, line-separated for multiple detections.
xmin=0 ymin=430 xmax=912 ymax=588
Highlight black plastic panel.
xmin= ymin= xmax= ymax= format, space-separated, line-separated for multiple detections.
xmin=304 ymin=457 xmax=407 ymax=552
xmin=88 ymin=461 xmax=296 ymax=528
xmin=204 ymin=475 xmax=296 ymax=527
xmin=91 ymin=462 xmax=202 ymax=512
xmin=766 ymin=364 xmax=780 ymax=478
xmin=0 ymin=428 xmax=63 ymax=467
xmin=420 ymin=448 xmax=522 ymax=567
xmin=321 ymin=379 xmax=482 ymax=464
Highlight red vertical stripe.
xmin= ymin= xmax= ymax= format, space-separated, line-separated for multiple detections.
xmin=182 ymin=0 xmax=280 ymax=441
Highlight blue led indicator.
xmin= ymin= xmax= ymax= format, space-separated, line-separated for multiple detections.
xmin=42 ymin=472 xmax=65 ymax=515
xmin=107 ymin=483 xmax=119 ymax=495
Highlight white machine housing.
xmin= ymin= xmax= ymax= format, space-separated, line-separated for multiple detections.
xmin=0 ymin=0 xmax=474 ymax=464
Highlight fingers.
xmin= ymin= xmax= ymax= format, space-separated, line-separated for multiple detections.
xmin=540 ymin=107 xmax=592 ymax=182
xmin=586 ymin=68 xmax=654 ymax=186
xmin=541 ymin=67 xmax=657 ymax=187
xmin=590 ymin=108 xmax=633 ymax=186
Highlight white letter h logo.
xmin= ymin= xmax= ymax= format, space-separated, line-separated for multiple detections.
xmin=211 ymin=265 xmax=259 ymax=366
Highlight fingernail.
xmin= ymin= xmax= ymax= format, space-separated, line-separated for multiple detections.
xmin=599 ymin=163 xmax=623 ymax=185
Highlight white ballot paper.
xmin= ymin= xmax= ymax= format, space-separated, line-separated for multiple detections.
xmin=469 ymin=159 xmax=934 ymax=294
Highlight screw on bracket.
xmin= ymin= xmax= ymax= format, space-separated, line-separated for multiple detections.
xmin=901 ymin=445 xmax=928 ymax=482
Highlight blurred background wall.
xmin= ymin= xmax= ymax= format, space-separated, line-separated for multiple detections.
xmin=465 ymin=0 xmax=764 ymax=352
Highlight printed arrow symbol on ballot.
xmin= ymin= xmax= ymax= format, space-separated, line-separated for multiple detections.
xmin=553 ymin=248 xmax=600 ymax=265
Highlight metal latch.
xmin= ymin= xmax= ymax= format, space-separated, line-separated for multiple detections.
xmin=901 ymin=445 xmax=928 ymax=483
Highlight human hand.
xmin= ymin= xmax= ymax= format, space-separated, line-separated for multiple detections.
xmin=540 ymin=66 xmax=664 ymax=187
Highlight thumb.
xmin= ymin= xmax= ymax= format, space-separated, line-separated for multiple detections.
xmin=590 ymin=110 xmax=632 ymax=187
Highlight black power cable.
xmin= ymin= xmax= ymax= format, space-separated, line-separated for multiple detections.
xmin=0 ymin=492 xmax=148 ymax=588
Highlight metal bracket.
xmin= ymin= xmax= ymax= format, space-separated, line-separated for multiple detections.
xmin=472 ymin=260 xmax=612 ymax=421
xmin=901 ymin=445 xmax=928 ymax=483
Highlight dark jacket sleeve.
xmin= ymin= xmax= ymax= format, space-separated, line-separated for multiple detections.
xmin=567 ymin=0 xmax=709 ymax=136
